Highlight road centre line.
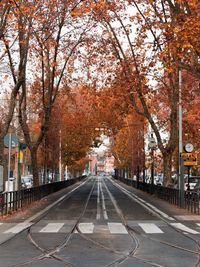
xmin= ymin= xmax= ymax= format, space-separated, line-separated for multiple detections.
xmin=96 ymin=178 xmax=101 ymax=220
xmin=102 ymin=179 xmax=124 ymax=223
xmin=100 ymin=180 xmax=108 ymax=220
xmin=110 ymin=178 xmax=175 ymax=222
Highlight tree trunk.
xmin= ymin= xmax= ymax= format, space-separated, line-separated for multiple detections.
xmin=61 ymin=164 xmax=65 ymax=181
xmin=0 ymin=138 xmax=7 ymax=191
xmin=163 ymin=152 xmax=173 ymax=187
xmin=30 ymin=148 xmax=39 ymax=187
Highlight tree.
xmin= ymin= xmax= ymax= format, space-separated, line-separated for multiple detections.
xmin=18 ymin=0 xmax=88 ymax=186
xmin=85 ymin=0 xmax=195 ymax=186
xmin=0 ymin=1 xmax=29 ymax=187
xmin=55 ymin=85 xmax=103 ymax=177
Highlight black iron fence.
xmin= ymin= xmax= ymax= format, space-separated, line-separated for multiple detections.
xmin=0 ymin=176 xmax=86 ymax=216
xmin=113 ymin=175 xmax=200 ymax=215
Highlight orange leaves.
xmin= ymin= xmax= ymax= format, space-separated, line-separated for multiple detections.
xmin=71 ymin=11 xmax=83 ymax=17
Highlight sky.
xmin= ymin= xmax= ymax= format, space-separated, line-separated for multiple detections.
xmin=93 ymin=135 xmax=110 ymax=153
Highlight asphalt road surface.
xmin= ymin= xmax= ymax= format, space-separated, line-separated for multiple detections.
xmin=0 ymin=176 xmax=200 ymax=267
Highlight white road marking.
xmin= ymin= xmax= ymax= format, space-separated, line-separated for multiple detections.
xmin=0 ymin=223 xmax=3 ymax=226
xmin=108 ymin=222 xmax=128 ymax=234
xmin=40 ymin=223 xmax=64 ymax=233
xmin=24 ymin=180 xmax=87 ymax=223
xmin=96 ymin=178 xmax=101 ymax=220
xmin=4 ymin=222 xmax=32 ymax=234
xmin=100 ymin=181 xmax=108 ymax=220
xmin=138 ymin=223 xmax=163 ymax=234
xmin=110 ymin=179 xmax=175 ymax=221
xmin=170 ymin=223 xmax=199 ymax=234
xmin=197 ymin=223 xmax=200 ymax=227
xmin=103 ymin=180 xmax=122 ymax=219
xmin=175 ymin=215 xmax=200 ymax=221
xmin=78 ymin=223 xmax=94 ymax=234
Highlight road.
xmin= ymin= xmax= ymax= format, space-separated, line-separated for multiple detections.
xmin=0 ymin=175 xmax=200 ymax=267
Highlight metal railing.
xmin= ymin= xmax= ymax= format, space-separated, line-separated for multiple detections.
xmin=0 ymin=176 xmax=86 ymax=216
xmin=113 ymin=175 xmax=200 ymax=215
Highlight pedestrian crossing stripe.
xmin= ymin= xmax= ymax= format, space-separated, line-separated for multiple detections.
xmin=1 ymin=222 xmax=200 ymax=235
xmin=108 ymin=222 xmax=128 ymax=234
xmin=40 ymin=223 xmax=65 ymax=233
xmin=138 ymin=223 xmax=163 ymax=234
xmin=76 ymin=222 xmax=94 ymax=233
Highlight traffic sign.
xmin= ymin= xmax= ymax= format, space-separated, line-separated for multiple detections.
xmin=4 ymin=133 xmax=18 ymax=148
xmin=17 ymin=151 xmax=23 ymax=159
xmin=19 ymin=142 xmax=27 ymax=150
xmin=148 ymin=135 xmax=156 ymax=149
xmin=181 ymin=153 xmax=198 ymax=166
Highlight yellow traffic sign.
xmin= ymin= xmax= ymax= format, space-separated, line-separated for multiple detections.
xmin=17 ymin=151 xmax=23 ymax=159
xmin=181 ymin=153 xmax=198 ymax=166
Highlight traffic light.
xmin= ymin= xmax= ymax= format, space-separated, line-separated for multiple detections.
xmin=19 ymin=142 xmax=27 ymax=150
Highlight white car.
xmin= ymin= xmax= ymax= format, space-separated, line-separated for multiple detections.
xmin=21 ymin=176 xmax=33 ymax=189
xmin=185 ymin=176 xmax=200 ymax=191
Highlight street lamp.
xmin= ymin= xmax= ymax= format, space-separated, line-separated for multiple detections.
xmin=178 ymin=69 xmax=184 ymax=208
xmin=148 ymin=134 xmax=157 ymax=191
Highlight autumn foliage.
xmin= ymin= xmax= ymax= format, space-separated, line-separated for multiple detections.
xmin=0 ymin=0 xmax=200 ymax=187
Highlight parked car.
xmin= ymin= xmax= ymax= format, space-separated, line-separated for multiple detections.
xmin=185 ymin=176 xmax=200 ymax=191
xmin=8 ymin=177 xmax=16 ymax=182
xmin=156 ymin=174 xmax=163 ymax=186
xmin=191 ymin=181 xmax=200 ymax=195
xmin=21 ymin=176 xmax=33 ymax=189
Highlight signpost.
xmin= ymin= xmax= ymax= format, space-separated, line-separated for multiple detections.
xmin=4 ymin=133 xmax=18 ymax=148
xmin=181 ymin=143 xmax=197 ymax=191
xmin=4 ymin=133 xmax=18 ymax=180
xmin=148 ymin=134 xmax=156 ymax=193
xmin=181 ymin=152 xmax=198 ymax=166
xmin=17 ymin=142 xmax=26 ymax=206
xmin=0 ymin=165 xmax=3 ymax=192
xmin=4 ymin=133 xmax=27 ymax=207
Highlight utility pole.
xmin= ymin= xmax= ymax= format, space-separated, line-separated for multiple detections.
xmin=7 ymin=133 xmax=11 ymax=180
xmin=17 ymin=95 xmax=21 ymax=206
xmin=59 ymin=129 xmax=62 ymax=181
xmin=178 ymin=69 xmax=184 ymax=208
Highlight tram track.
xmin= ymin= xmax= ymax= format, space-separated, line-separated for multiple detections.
xmin=108 ymin=177 xmax=200 ymax=266
xmin=3 ymin=175 xmax=200 ymax=267
xmin=12 ymin=178 xmax=96 ymax=267
xmin=23 ymin=176 xmax=155 ymax=267
xmin=58 ymin=177 xmax=167 ymax=267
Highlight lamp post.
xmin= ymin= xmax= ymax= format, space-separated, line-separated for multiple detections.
xmin=59 ymin=129 xmax=62 ymax=181
xmin=148 ymin=134 xmax=156 ymax=193
xmin=178 ymin=69 xmax=184 ymax=208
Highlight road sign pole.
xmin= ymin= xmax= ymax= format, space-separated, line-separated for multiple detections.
xmin=187 ymin=166 xmax=191 ymax=190
xmin=18 ymin=143 xmax=20 ymax=207
xmin=180 ymin=157 xmax=185 ymax=209
xmin=178 ymin=69 xmax=184 ymax=208
xmin=8 ymin=133 xmax=11 ymax=180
